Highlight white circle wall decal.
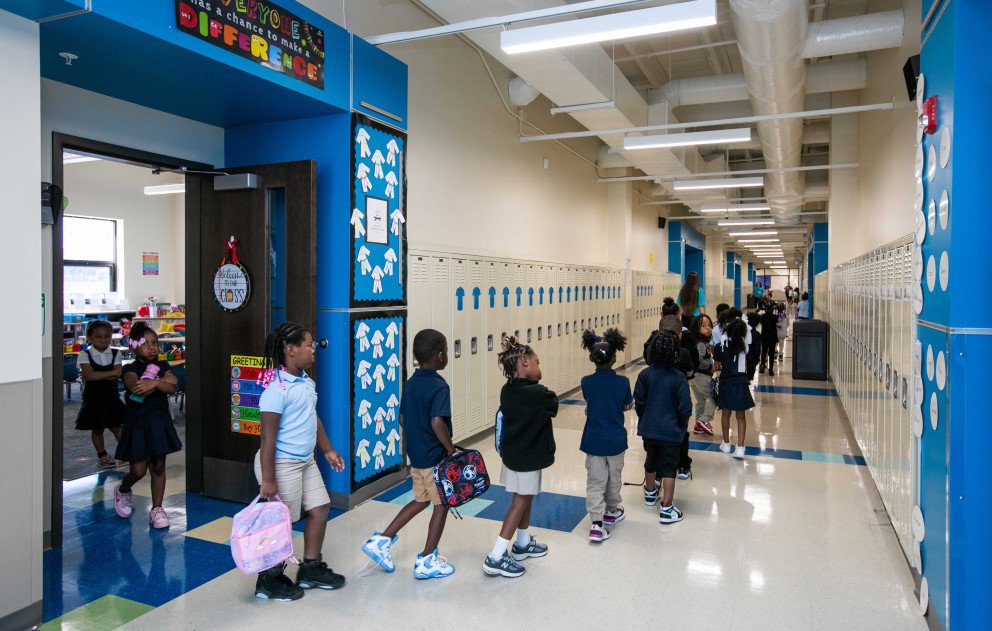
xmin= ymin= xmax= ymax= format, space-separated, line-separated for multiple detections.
xmin=939 ymin=127 xmax=951 ymax=167
xmin=914 ymin=374 xmax=924 ymax=404
xmin=917 ymin=74 xmax=926 ymax=110
xmin=914 ymin=246 xmax=924 ymax=280
xmin=913 ymin=541 xmax=922 ymax=574
xmin=912 ymin=406 xmax=924 ymax=438
xmin=915 ymin=143 xmax=924 ymax=177
xmin=930 ymin=392 xmax=939 ymax=430
xmin=913 ymin=340 xmax=922 ymax=371
xmin=926 ymin=255 xmax=936 ymax=292
xmin=936 ymin=351 xmax=946 ymax=391
xmin=915 ymin=178 xmax=924 ymax=211
xmin=915 ymin=211 xmax=927 ymax=244
xmin=939 ymin=189 xmax=949 ymax=230
xmin=920 ymin=577 xmax=930 ymax=615
xmin=927 ymin=199 xmax=937 ymax=236
xmin=926 ymin=345 xmax=935 ymax=382
xmin=927 ymin=145 xmax=936 ymax=181
xmin=912 ymin=505 xmax=925 ymax=542
xmin=939 ymin=251 xmax=948 ymax=292
xmin=914 ymin=284 xmax=924 ymax=314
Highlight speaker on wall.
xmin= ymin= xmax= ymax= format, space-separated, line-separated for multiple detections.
xmin=657 ymin=216 xmax=667 ymax=229
xmin=903 ymin=55 xmax=920 ymax=101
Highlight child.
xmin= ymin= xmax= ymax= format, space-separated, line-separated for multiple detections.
xmin=634 ymin=331 xmax=692 ymax=524
xmin=744 ymin=310 xmax=761 ymax=382
xmin=689 ymin=315 xmax=718 ymax=437
xmin=484 ymin=337 xmax=557 ymax=578
xmin=713 ymin=320 xmax=756 ymax=459
xmin=253 ymin=322 xmax=346 ymax=601
xmin=362 ymin=329 xmax=456 ymax=579
xmin=75 ymin=320 xmax=124 ymax=468
xmin=798 ymin=292 xmax=811 ymax=319
xmin=579 ymin=329 xmax=632 ymax=543
xmin=758 ymin=305 xmax=779 ymax=376
xmin=113 ymin=322 xmax=181 ymax=528
xmin=709 ymin=303 xmax=731 ymax=345
xmin=775 ymin=303 xmax=788 ymax=361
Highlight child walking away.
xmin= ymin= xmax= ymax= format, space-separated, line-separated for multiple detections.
xmin=362 ymin=329 xmax=456 ymax=579
xmin=775 ymin=303 xmax=788 ymax=362
xmin=634 ymin=331 xmax=692 ymax=525
xmin=689 ymin=315 xmax=718 ymax=437
xmin=76 ymin=320 xmax=124 ymax=468
xmin=253 ymin=322 xmax=346 ymax=601
xmin=484 ymin=337 xmax=558 ymax=578
xmin=113 ymin=322 xmax=181 ymax=527
xmin=713 ymin=320 xmax=756 ymax=460
xmin=579 ymin=329 xmax=632 ymax=543
xmin=758 ymin=305 xmax=779 ymax=376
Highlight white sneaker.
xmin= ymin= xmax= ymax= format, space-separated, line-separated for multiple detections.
xmin=733 ymin=445 xmax=746 ymax=459
xmin=719 ymin=442 xmax=733 ymax=454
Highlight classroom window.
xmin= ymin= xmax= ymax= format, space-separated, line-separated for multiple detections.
xmin=63 ymin=216 xmax=118 ymax=294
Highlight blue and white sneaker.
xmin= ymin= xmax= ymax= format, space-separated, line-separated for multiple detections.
xmin=414 ymin=548 xmax=455 ymax=579
xmin=659 ymin=504 xmax=684 ymax=524
xmin=482 ymin=551 xmax=525 ymax=578
xmin=510 ymin=536 xmax=548 ymax=561
xmin=361 ymin=532 xmax=397 ymax=573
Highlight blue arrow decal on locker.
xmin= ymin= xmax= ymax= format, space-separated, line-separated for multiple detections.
xmin=601 ymin=285 xmax=606 ymax=299
xmin=502 ymin=287 xmax=510 ymax=308
xmin=548 ymin=286 xmax=554 ymax=304
xmin=558 ymin=287 xmax=563 ymax=303
xmin=595 ymin=286 xmax=600 ymax=300
xmin=566 ymin=287 xmax=571 ymax=303
xmin=472 ymin=287 xmax=481 ymax=310
xmin=455 ymin=287 xmax=465 ymax=311
xmin=575 ymin=286 xmax=579 ymax=301
xmin=515 ymin=287 xmax=522 ymax=307
xmin=539 ymin=287 xmax=545 ymax=305
xmin=489 ymin=287 xmax=497 ymax=309
xmin=528 ymin=288 xmax=534 ymax=306
xmin=582 ymin=287 xmax=587 ymax=301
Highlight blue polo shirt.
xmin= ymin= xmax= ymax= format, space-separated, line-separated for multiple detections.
xmin=400 ymin=368 xmax=452 ymax=469
xmin=579 ymin=367 xmax=633 ymax=456
xmin=258 ymin=370 xmax=318 ymax=461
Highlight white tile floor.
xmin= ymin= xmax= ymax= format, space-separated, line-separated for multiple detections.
xmin=119 ymin=359 xmax=927 ymax=631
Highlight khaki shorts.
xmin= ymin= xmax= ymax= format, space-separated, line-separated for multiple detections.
xmin=500 ymin=466 xmax=542 ymax=496
xmin=411 ymin=467 xmax=442 ymax=505
xmin=253 ymin=452 xmax=330 ymax=521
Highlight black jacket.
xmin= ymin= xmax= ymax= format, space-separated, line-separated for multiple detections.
xmin=643 ymin=330 xmax=696 ymax=378
xmin=498 ymin=378 xmax=558 ymax=472
xmin=633 ymin=364 xmax=693 ymax=443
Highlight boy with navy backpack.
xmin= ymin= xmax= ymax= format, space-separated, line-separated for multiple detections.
xmin=361 ymin=329 xmax=457 ymax=579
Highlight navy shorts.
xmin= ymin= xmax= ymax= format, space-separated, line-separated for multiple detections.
xmin=643 ymin=439 xmax=681 ymax=479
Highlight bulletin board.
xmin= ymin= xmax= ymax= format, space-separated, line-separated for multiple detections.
xmin=351 ymin=114 xmax=407 ymax=307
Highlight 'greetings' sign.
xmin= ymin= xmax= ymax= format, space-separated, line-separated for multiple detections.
xmin=176 ymin=0 xmax=325 ymax=89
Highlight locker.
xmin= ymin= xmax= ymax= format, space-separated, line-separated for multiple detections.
xmin=546 ymin=265 xmax=560 ymax=393
xmin=465 ymin=259 xmax=486 ymax=434
xmin=408 ymin=254 xmax=432 ymax=371
xmin=450 ymin=258 xmax=469 ymax=440
xmin=498 ymin=262 xmax=514 ymax=362
xmin=484 ymin=260 xmax=501 ymax=429
xmin=557 ymin=266 xmax=570 ymax=394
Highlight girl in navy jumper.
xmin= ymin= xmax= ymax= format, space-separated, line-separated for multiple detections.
xmin=579 ymin=329 xmax=632 ymax=543
xmin=713 ymin=319 xmax=756 ymax=459
xmin=634 ymin=331 xmax=692 ymax=524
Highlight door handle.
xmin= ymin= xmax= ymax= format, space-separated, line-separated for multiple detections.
xmin=317 ymin=338 xmax=328 ymax=349
xmin=471 ymin=337 xmax=478 ymax=355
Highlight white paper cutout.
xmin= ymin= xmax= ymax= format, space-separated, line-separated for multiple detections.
xmin=356 ymin=128 xmax=371 ymax=158
xmin=357 ymin=246 xmax=372 ymax=275
xmin=357 ymin=438 xmax=371 ymax=468
xmin=372 ymin=441 xmax=386 ymax=469
xmin=371 ymin=330 xmax=385 ymax=358
xmin=915 ymin=209 xmax=926 ymax=245
xmin=371 ymin=150 xmax=386 ymax=179
xmin=355 ymin=321 xmax=371 ymax=352
xmin=350 ymin=208 xmax=366 ymax=239
xmin=926 ymin=255 xmax=936 ymax=292
xmin=926 ymin=345 xmax=934 ymax=382
xmin=390 ymin=209 xmax=405 ymax=236
xmin=384 ymin=171 xmax=398 ymax=199
xmin=920 ymin=577 xmax=930 ymax=615
xmin=939 ymin=126 xmax=950 ymax=168
xmin=927 ymin=198 xmax=936 ymax=236
xmin=372 ymin=364 xmax=386 ymax=393
xmin=357 ymin=360 xmax=373 ymax=390
xmin=386 ymin=393 xmax=399 ymax=409
xmin=374 ymin=407 xmax=387 ymax=435
xmin=912 ymin=505 xmax=925 ymax=542
xmin=383 ymin=248 xmax=398 ymax=276
xmin=386 ymin=428 xmax=401 ymax=456
xmin=386 ymin=353 xmax=401 ymax=381
xmin=371 ymin=266 xmax=385 ymax=294
xmin=939 ymin=251 xmax=948 ymax=292
xmin=385 ymin=321 xmax=399 ymax=348
xmin=358 ymin=399 xmax=373 ymax=428
xmin=386 ymin=138 xmax=399 ymax=166
xmin=356 ymin=162 xmax=373 ymax=192
xmin=929 ymin=392 xmax=939 ymax=430
xmin=915 ymin=143 xmax=924 ymax=178
xmin=939 ymin=189 xmax=949 ymax=231
xmin=927 ymin=145 xmax=936 ymax=182
xmin=936 ymin=351 xmax=946 ymax=391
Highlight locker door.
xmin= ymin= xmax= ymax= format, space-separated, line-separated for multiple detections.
xmin=467 ymin=259 xmax=486 ymax=433
xmin=547 ymin=265 xmax=560 ymax=393
xmin=450 ymin=258 xmax=469 ymax=440
xmin=512 ymin=263 xmax=525 ymax=342
xmin=525 ymin=263 xmax=538 ymax=356
xmin=408 ymin=254 xmax=432 ymax=372
xmin=498 ymin=261 xmax=514 ymax=370
xmin=556 ymin=266 xmax=568 ymax=394
xmin=484 ymin=261 xmax=501 ymax=429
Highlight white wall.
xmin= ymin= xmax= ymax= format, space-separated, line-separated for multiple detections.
xmin=630 ymin=204 xmax=667 ymax=273
xmin=63 ymin=160 xmax=185 ymax=310
xmin=0 ymin=9 xmax=43 ymax=625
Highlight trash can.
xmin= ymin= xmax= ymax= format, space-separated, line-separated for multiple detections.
xmin=792 ymin=319 xmax=829 ymax=381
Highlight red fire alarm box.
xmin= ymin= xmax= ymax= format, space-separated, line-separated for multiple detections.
xmin=920 ymin=96 xmax=937 ymax=135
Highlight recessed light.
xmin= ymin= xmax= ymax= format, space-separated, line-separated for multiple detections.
xmin=701 ymin=204 xmax=771 ymax=213
xmin=624 ymin=127 xmax=751 ymax=151
xmin=717 ymin=220 xmax=775 ymax=226
xmin=738 ymin=238 xmax=780 ymax=243
xmin=728 ymin=231 xmax=777 ymax=236
xmin=674 ymin=176 xmax=764 ymax=191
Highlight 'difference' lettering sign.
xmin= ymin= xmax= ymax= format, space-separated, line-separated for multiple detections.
xmin=176 ymin=0 xmax=325 ymax=89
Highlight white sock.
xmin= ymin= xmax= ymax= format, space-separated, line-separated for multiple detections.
xmin=515 ymin=528 xmax=531 ymax=547
xmin=489 ymin=536 xmax=511 ymax=560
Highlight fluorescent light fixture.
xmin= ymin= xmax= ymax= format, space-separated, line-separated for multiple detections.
xmin=700 ymin=204 xmax=771 ymax=213
xmin=738 ymin=238 xmax=780 ymax=243
xmin=63 ymin=152 xmax=101 ymax=165
xmin=624 ymin=127 xmax=751 ymax=151
xmin=501 ymin=0 xmax=717 ymax=54
xmin=143 ymin=183 xmax=186 ymax=196
xmin=674 ymin=176 xmax=764 ymax=191
xmin=717 ymin=220 xmax=775 ymax=227
xmin=728 ymin=231 xmax=777 ymax=236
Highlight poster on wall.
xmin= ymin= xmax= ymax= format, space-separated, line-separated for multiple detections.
xmin=351 ymin=314 xmax=404 ymax=491
xmin=230 ymin=355 xmax=266 ymax=436
xmin=351 ymin=114 xmax=407 ymax=307
xmin=175 ymin=0 xmax=325 ymax=89
xmin=142 ymin=252 xmax=160 ymax=276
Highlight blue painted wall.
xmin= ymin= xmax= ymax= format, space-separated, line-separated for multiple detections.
xmin=669 ymin=221 xmax=706 ymax=282
xmin=806 ymin=222 xmax=828 ymax=315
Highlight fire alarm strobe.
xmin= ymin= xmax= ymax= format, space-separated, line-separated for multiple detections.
xmin=919 ymin=96 xmax=938 ymax=135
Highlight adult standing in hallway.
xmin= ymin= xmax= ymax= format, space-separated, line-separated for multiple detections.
xmin=676 ymin=272 xmax=705 ymax=329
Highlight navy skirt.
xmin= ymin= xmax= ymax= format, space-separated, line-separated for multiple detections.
xmin=715 ymin=381 xmax=755 ymax=412
xmin=115 ymin=416 xmax=182 ymax=462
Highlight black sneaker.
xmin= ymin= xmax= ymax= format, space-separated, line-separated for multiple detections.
xmin=676 ymin=467 xmax=692 ymax=481
xmin=482 ymin=551 xmax=526 ymax=578
xmin=255 ymin=564 xmax=304 ymax=601
xmin=296 ymin=554 xmax=346 ymax=590
xmin=511 ymin=536 xmax=548 ymax=561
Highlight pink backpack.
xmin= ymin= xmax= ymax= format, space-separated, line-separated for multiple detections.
xmin=230 ymin=495 xmax=297 ymax=574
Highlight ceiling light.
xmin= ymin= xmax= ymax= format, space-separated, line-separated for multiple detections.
xmin=63 ymin=152 xmax=101 ymax=165
xmin=501 ymin=0 xmax=717 ymax=54
xmin=717 ymin=220 xmax=775 ymax=227
xmin=700 ymin=204 xmax=771 ymax=213
xmin=624 ymin=127 xmax=751 ymax=151
xmin=143 ymin=184 xmax=186 ymax=196
xmin=728 ymin=231 xmax=777 ymax=236
xmin=738 ymin=238 xmax=780 ymax=243
xmin=674 ymin=176 xmax=764 ymax=191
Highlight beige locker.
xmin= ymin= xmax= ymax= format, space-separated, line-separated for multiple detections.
xmin=484 ymin=260 xmax=502 ymax=427
xmin=407 ymin=254 xmax=432 ymax=371
xmin=557 ymin=266 xmax=570 ymax=393
xmin=466 ymin=259 xmax=486 ymax=434
xmin=450 ymin=258 xmax=469 ymax=440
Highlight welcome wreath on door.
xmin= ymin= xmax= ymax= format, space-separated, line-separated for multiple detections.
xmin=214 ymin=236 xmax=252 ymax=312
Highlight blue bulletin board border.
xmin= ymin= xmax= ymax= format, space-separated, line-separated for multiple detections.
xmin=350 ymin=113 xmax=407 ymax=308
xmin=350 ymin=310 xmax=407 ymax=492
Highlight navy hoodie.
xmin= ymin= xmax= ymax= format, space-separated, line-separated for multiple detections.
xmin=633 ymin=364 xmax=692 ymax=443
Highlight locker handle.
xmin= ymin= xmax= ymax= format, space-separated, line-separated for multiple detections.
xmin=488 ymin=335 xmax=494 ymax=351
xmin=537 ymin=327 xmax=542 ymax=341
xmin=902 ymin=377 xmax=908 ymax=409
xmin=527 ymin=328 xmax=532 ymax=343
xmin=454 ymin=340 xmax=461 ymax=359
xmin=471 ymin=337 xmax=478 ymax=355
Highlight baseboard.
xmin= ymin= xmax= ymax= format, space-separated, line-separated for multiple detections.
xmin=0 ymin=599 xmax=41 ymax=631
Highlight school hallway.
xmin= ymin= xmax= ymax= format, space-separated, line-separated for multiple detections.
xmin=43 ymin=354 xmax=925 ymax=631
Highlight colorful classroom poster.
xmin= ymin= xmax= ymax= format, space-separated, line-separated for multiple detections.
xmin=142 ymin=252 xmax=159 ymax=276
xmin=231 ymin=355 xmax=266 ymax=435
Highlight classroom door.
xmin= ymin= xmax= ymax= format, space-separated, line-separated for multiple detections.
xmin=185 ymin=161 xmax=316 ymax=503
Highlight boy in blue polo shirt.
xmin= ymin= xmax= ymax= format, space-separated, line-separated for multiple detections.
xmin=361 ymin=329 xmax=457 ymax=579
xmin=579 ymin=329 xmax=632 ymax=543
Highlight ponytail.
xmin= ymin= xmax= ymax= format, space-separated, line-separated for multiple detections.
xmin=260 ymin=321 xmax=310 ymax=388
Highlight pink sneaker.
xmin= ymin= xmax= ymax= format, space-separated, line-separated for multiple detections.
xmin=114 ymin=484 xmax=133 ymax=518
xmin=149 ymin=507 xmax=170 ymax=529
xmin=698 ymin=420 xmax=715 ymax=436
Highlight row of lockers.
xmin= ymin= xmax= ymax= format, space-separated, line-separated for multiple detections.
xmin=407 ymin=250 xmax=682 ymax=441
xmin=818 ymin=235 xmax=918 ymax=561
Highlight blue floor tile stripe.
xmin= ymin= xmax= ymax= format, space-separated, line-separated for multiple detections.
xmin=754 ymin=384 xmax=837 ymax=396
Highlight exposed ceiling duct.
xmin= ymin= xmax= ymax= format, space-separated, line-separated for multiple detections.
xmin=803 ymin=9 xmax=905 ymax=58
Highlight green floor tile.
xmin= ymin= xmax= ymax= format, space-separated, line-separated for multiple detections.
xmin=42 ymin=595 xmax=153 ymax=631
